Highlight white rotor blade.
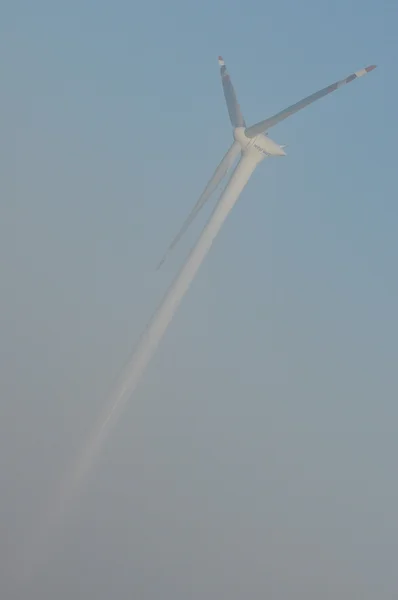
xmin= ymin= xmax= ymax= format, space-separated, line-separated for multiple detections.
xmin=219 ymin=56 xmax=246 ymax=128
xmin=245 ymin=64 xmax=377 ymax=137
xmin=156 ymin=140 xmax=241 ymax=269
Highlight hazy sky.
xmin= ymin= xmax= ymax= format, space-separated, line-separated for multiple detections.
xmin=1 ymin=0 xmax=397 ymax=598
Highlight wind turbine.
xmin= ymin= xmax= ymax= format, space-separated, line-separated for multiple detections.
xmin=60 ymin=55 xmax=376 ymax=523
xmin=157 ymin=57 xmax=376 ymax=269
xmin=24 ymin=57 xmax=376 ymax=578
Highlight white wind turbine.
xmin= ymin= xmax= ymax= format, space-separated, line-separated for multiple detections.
xmin=24 ymin=57 xmax=377 ymax=578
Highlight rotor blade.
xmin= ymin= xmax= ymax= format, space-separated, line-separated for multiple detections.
xmin=245 ymin=64 xmax=377 ymax=138
xmin=156 ymin=141 xmax=241 ymax=270
xmin=219 ymin=56 xmax=246 ymax=128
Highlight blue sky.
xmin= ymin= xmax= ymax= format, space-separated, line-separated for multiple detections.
xmin=1 ymin=0 xmax=397 ymax=598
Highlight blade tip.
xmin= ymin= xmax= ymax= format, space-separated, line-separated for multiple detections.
xmin=218 ymin=56 xmax=225 ymax=66
xmin=354 ymin=64 xmax=377 ymax=78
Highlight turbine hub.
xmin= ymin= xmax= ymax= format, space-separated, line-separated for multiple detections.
xmin=233 ymin=126 xmax=251 ymax=149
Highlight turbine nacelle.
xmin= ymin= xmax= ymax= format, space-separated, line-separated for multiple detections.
xmin=233 ymin=127 xmax=286 ymax=158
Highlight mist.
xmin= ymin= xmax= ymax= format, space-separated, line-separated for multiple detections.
xmin=2 ymin=1 xmax=397 ymax=599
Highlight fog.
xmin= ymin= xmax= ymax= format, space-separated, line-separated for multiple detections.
xmin=2 ymin=0 xmax=397 ymax=598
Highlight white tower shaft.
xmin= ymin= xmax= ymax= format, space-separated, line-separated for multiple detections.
xmin=65 ymin=153 xmax=260 ymax=498
xmin=20 ymin=153 xmax=260 ymax=582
